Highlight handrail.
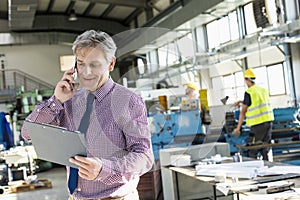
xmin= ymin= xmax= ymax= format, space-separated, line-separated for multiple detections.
xmin=0 ymin=68 xmax=54 ymax=92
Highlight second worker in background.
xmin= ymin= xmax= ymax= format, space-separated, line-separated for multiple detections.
xmin=233 ymin=68 xmax=274 ymax=160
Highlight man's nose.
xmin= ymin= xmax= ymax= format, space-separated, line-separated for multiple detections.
xmin=85 ymin=66 xmax=92 ymax=74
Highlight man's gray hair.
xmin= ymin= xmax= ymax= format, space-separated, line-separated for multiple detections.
xmin=72 ymin=30 xmax=117 ymax=62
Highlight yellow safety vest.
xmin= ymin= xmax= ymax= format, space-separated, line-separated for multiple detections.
xmin=245 ymin=85 xmax=274 ymax=126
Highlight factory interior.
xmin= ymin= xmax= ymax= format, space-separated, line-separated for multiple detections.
xmin=1 ymin=0 xmax=300 ymax=199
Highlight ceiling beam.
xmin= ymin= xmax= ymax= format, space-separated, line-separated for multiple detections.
xmin=32 ymin=15 xmax=129 ymax=35
xmin=80 ymin=0 xmax=147 ymax=8
xmin=0 ymin=32 xmax=77 ymax=46
xmin=123 ymin=8 xmax=144 ymax=26
xmin=100 ymin=4 xmax=115 ymax=18
xmin=66 ymin=0 xmax=76 ymax=14
xmin=0 ymin=11 xmax=8 ymax=19
xmin=83 ymin=2 xmax=96 ymax=16
xmin=46 ymin=0 xmax=55 ymax=13
xmin=117 ymin=0 xmax=223 ymax=58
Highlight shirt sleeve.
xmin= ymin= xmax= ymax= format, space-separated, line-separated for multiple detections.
xmin=21 ymin=95 xmax=64 ymax=140
xmin=96 ymin=94 xmax=154 ymax=184
xmin=243 ymin=92 xmax=251 ymax=107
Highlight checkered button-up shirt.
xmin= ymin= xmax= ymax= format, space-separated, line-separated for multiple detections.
xmin=22 ymin=78 xmax=154 ymax=199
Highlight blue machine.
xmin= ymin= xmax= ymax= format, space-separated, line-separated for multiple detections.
xmin=271 ymin=107 xmax=300 ymax=159
xmin=224 ymin=107 xmax=300 ymax=154
xmin=222 ymin=110 xmax=249 ymax=153
xmin=272 ymin=107 xmax=300 ymax=135
xmin=149 ymin=110 xmax=203 ymax=159
xmin=225 ymin=134 xmax=248 ymax=153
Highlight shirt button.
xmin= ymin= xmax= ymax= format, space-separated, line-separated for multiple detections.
xmin=52 ymin=103 xmax=56 ymax=107
xmin=77 ymin=188 xmax=81 ymax=191
xmin=37 ymin=109 xmax=40 ymax=112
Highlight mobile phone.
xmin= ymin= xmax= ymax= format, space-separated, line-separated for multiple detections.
xmin=73 ymin=60 xmax=77 ymax=80
xmin=69 ymin=60 xmax=78 ymax=90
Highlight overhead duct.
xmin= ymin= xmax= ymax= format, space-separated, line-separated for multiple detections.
xmin=0 ymin=32 xmax=77 ymax=46
xmin=117 ymin=0 xmax=223 ymax=58
xmin=8 ymin=0 xmax=38 ymax=30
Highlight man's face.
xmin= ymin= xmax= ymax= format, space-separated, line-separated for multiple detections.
xmin=245 ymin=78 xmax=252 ymax=87
xmin=76 ymin=47 xmax=115 ymax=91
xmin=185 ymin=87 xmax=193 ymax=96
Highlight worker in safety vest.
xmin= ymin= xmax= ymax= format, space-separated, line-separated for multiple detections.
xmin=233 ymin=68 xmax=274 ymax=160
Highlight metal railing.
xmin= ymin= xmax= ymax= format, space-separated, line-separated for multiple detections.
xmin=0 ymin=69 xmax=54 ymax=102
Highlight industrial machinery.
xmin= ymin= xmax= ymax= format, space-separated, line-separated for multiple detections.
xmin=272 ymin=107 xmax=300 ymax=138
xmin=149 ymin=109 xmax=203 ymax=159
xmin=7 ymin=88 xmax=53 ymax=146
xmin=271 ymin=107 xmax=300 ymax=162
xmin=223 ymin=106 xmax=300 ymax=161
xmin=142 ymin=87 xmax=217 ymax=159
xmin=222 ymin=111 xmax=249 ymax=153
xmin=0 ymin=145 xmax=37 ymax=184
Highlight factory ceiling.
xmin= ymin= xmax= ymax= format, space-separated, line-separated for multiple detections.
xmin=0 ymin=0 xmax=253 ymax=57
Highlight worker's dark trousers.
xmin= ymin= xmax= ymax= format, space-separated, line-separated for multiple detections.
xmin=248 ymin=121 xmax=272 ymax=160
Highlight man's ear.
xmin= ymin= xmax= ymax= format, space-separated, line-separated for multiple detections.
xmin=109 ymin=57 xmax=116 ymax=72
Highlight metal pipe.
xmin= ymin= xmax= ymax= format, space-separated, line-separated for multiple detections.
xmin=1 ymin=60 xmax=5 ymax=89
xmin=283 ymin=43 xmax=297 ymax=107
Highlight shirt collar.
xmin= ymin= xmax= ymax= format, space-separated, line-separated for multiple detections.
xmin=93 ymin=78 xmax=114 ymax=102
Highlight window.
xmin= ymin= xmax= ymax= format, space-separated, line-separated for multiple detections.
xmin=265 ymin=0 xmax=278 ymax=25
xmin=60 ymin=55 xmax=75 ymax=71
xmin=137 ymin=58 xmax=145 ymax=75
xmin=246 ymin=64 xmax=286 ymax=96
xmin=158 ymin=46 xmax=168 ymax=68
xmin=223 ymin=75 xmax=235 ymax=104
xmin=218 ymin=72 xmax=246 ymax=104
xmin=228 ymin=11 xmax=239 ymax=40
xmin=252 ymin=67 xmax=269 ymax=90
xmin=244 ymin=3 xmax=258 ymax=35
xmin=234 ymin=72 xmax=246 ymax=101
xmin=213 ymin=64 xmax=286 ymax=105
xmin=206 ymin=19 xmax=220 ymax=49
xmin=206 ymin=11 xmax=240 ymax=49
xmin=219 ymin=16 xmax=231 ymax=44
xmin=157 ymin=42 xmax=179 ymax=69
xmin=177 ymin=33 xmax=195 ymax=61
xmin=147 ymin=50 xmax=159 ymax=73
xmin=212 ymin=76 xmax=223 ymax=96
xmin=267 ymin=64 xmax=286 ymax=95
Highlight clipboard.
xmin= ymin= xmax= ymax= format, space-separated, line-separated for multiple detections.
xmin=24 ymin=120 xmax=86 ymax=168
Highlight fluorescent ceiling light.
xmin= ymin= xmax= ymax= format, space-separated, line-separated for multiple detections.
xmin=17 ymin=5 xmax=30 ymax=11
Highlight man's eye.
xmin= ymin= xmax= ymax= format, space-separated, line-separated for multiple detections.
xmin=90 ymin=63 xmax=101 ymax=68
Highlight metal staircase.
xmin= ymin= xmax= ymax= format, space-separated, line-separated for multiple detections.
xmin=0 ymin=69 xmax=54 ymax=103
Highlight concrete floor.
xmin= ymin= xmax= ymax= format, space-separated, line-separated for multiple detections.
xmin=0 ymin=165 xmax=163 ymax=200
xmin=1 ymin=167 xmax=69 ymax=200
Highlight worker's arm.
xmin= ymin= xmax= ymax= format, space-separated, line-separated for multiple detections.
xmin=233 ymin=104 xmax=248 ymax=137
xmin=234 ymin=100 xmax=243 ymax=107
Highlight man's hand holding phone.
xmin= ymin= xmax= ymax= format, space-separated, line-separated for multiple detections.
xmin=54 ymin=67 xmax=80 ymax=104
